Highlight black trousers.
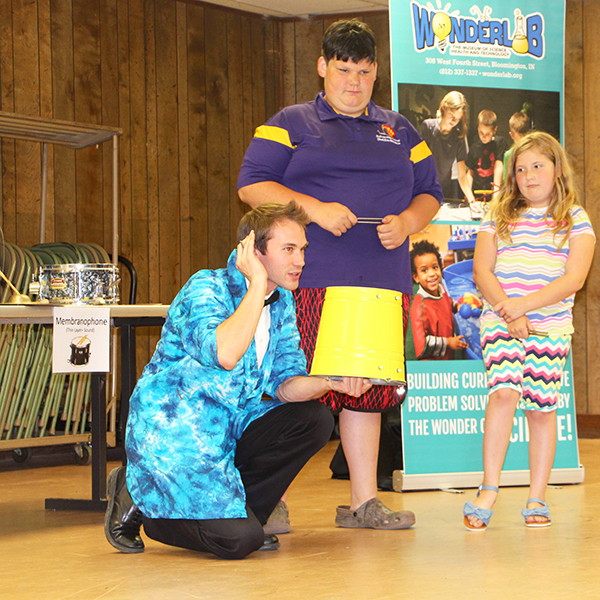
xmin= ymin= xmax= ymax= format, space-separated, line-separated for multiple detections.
xmin=142 ymin=400 xmax=334 ymax=559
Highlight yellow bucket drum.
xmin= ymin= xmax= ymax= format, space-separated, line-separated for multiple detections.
xmin=310 ymin=286 xmax=406 ymax=386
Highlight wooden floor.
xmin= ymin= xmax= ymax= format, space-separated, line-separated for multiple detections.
xmin=1 ymin=440 xmax=600 ymax=600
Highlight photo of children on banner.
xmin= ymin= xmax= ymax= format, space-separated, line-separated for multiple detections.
xmin=407 ymin=239 xmax=483 ymax=362
xmin=397 ymin=84 xmax=560 ymax=222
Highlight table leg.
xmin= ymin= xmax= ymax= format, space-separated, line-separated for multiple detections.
xmin=119 ymin=324 xmax=137 ymax=465
xmin=45 ymin=373 xmax=108 ymax=511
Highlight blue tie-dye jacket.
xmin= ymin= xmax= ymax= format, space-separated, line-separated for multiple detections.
xmin=125 ymin=250 xmax=308 ymax=520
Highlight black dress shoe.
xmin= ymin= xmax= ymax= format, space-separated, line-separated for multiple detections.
xmin=258 ymin=534 xmax=280 ymax=551
xmin=104 ymin=466 xmax=145 ymax=553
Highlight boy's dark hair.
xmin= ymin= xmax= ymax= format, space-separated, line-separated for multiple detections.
xmin=237 ymin=201 xmax=310 ymax=255
xmin=410 ymin=240 xmax=443 ymax=275
xmin=322 ymin=19 xmax=377 ymax=64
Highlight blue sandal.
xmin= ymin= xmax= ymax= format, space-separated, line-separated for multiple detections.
xmin=522 ymin=498 xmax=551 ymax=528
xmin=463 ymin=484 xmax=499 ymax=532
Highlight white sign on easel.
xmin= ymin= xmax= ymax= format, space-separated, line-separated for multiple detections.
xmin=52 ymin=307 xmax=110 ymax=373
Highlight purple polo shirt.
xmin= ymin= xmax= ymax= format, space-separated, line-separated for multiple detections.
xmin=238 ymin=92 xmax=443 ymax=294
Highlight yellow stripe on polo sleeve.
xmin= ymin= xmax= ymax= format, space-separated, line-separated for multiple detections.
xmin=410 ymin=140 xmax=432 ymax=164
xmin=253 ymin=125 xmax=296 ymax=148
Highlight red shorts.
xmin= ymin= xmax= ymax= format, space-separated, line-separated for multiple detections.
xmin=294 ymin=287 xmax=410 ymax=413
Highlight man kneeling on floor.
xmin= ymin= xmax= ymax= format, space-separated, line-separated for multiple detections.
xmin=105 ymin=202 xmax=372 ymax=559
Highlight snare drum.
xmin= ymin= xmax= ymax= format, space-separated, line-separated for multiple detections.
xmin=38 ymin=263 xmax=120 ymax=305
xmin=310 ymin=286 xmax=405 ymax=385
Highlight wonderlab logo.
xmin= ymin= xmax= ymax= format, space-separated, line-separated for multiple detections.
xmin=410 ymin=2 xmax=545 ymax=59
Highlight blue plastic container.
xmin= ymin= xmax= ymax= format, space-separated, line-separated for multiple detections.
xmin=443 ymin=259 xmax=482 ymax=360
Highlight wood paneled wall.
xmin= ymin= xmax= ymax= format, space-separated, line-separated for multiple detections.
xmin=0 ymin=0 xmax=281 ymax=369
xmin=0 ymin=1 xmax=599 ymax=415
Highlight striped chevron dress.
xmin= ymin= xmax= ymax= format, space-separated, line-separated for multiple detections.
xmin=479 ymin=205 xmax=595 ymax=410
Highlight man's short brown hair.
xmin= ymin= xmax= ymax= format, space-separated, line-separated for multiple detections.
xmin=237 ymin=201 xmax=310 ymax=254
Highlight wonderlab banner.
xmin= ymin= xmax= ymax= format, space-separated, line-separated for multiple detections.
xmin=391 ymin=1 xmax=564 ymax=221
xmin=391 ymin=1 xmax=565 ymax=104
xmin=388 ymin=0 xmax=580 ymax=489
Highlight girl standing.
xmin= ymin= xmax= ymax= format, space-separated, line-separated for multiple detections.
xmin=464 ymin=131 xmax=595 ymax=531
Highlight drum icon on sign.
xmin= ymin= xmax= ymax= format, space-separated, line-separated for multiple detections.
xmin=69 ymin=335 xmax=91 ymax=366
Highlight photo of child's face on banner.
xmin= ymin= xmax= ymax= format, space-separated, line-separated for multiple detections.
xmin=406 ymin=224 xmax=483 ymax=362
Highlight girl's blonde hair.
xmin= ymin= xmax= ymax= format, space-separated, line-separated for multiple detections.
xmin=436 ymin=91 xmax=469 ymax=139
xmin=490 ymin=131 xmax=577 ymax=250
